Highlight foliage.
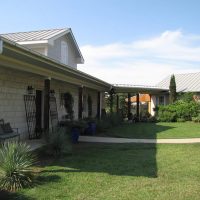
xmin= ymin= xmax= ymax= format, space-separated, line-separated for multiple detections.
xmin=192 ymin=114 xmax=200 ymax=123
xmin=64 ymin=92 xmax=74 ymax=120
xmin=169 ymin=74 xmax=177 ymax=103
xmin=178 ymin=92 xmax=195 ymax=103
xmin=0 ymin=142 xmax=36 ymax=192
xmin=157 ymin=101 xmax=200 ymax=122
xmin=47 ymin=127 xmax=72 ymax=156
xmin=87 ymin=95 xmax=92 ymax=117
xmin=96 ymin=113 xmax=123 ymax=132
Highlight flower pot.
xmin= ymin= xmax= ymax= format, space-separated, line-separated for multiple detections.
xmin=71 ymin=127 xmax=79 ymax=143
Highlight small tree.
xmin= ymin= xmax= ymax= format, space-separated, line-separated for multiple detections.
xmin=169 ymin=74 xmax=177 ymax=103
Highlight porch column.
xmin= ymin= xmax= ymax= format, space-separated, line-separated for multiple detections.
xmin=44 ymin=78 xmax=51 ymax=131
xmin=78 ymin=86 xmax=83 ymax=119
xmin=128 ymin=93 xmax=131 ymax=119
xmin=136 ymin=93 xmax=140 ymax=121
xmin=110 ymin=93 xmax=113 ymax=113
xmin=97 ymin=91 xmax=101 ymax=119
xmin=116 ymin=94 xmax=119 ymax=113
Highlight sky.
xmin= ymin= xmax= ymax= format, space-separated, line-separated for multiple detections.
xmin=1 ymin=0 xmax=200 ymax=85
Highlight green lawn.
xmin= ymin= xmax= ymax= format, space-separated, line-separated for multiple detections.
xmin=99 ymin=122 xmax=200 ymax=139
xmin=10 ymin=143 xmax=200 ymax=200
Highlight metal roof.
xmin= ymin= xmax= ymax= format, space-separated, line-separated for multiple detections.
xmin=0 ymin=28 xmax=68 ymax=42
xmin=156 ymin=72 xmax=200 ymax=92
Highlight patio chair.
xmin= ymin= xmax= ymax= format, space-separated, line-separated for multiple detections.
xmin=0 ymin=119 xmax=20 ymax=142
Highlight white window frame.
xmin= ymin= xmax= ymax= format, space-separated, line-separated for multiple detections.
xmin=61 ymin=41 xmax=68 ymax=65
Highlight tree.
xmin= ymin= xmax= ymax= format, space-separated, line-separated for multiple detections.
xmin=169 ymin=74 xmax=177 ymax=103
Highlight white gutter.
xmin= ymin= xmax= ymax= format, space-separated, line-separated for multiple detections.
xmin=0 ymin=39 xmax=3 ymax=54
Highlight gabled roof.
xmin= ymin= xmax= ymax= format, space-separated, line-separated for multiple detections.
xmin=0 ymin=28 xmax=68 ymax=42
xmin=156 ymin=72 xmax=200 ymax=92
xmin=0 ymin=28 xmax=84 ymax=63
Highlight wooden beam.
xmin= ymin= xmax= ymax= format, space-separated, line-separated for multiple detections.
xmin=78 ymin=87 xmax=83 ymax=119
xmin=116 ymin=95 xmax=119 ymax=113
xmin=97 ymin=91 xmax=101 ymax=119
xmin=44 ymin=78 xmax=50 ymax=131
xmin=128 ymin=93 xmax=131 ymax=119
xmin=136 ymin=93 xmax=140 ymax=121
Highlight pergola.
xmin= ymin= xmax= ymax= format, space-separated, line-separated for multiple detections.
xmin=112 ymin=84 xmax=169 ymax=120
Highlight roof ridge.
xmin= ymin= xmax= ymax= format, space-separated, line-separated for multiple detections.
xmin=0 ymin=28 xmax=69 ymax=35
xmin=174 ymin=72 xmax=200 ymax=76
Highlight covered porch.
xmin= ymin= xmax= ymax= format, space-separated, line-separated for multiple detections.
xmin=112 ymin=84 xmax=169 ymax=120
xmin=0 ymin=37 xmax=110 ymax=140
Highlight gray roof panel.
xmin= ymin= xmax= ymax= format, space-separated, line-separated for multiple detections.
xmin=156 ymin=72 xmax=200 ymax=92
xmin=0 ymin=28 xmax=69 ymax=42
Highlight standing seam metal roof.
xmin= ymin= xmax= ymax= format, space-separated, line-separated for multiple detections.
xmin=156 ymin=72 xmax=200 ymax=92
xmin=0 ymin=28 xmax=69 ymax=42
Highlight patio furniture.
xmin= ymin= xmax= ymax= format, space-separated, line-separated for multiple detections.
xmin=0 ymin=119 xmax=20 ymax=142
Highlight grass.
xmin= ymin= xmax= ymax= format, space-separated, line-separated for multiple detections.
xmin=99 ymin=122 xmax=200 ymax=139
xmin=9 ymin=143 xmax=200 ymax=200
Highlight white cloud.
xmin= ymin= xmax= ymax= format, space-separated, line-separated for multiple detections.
xmin=78 ymin=30 xmax=200 ymax=85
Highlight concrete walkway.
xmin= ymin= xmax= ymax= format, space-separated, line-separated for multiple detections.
xmin=79 ymin=136 xmax=200 ymax=144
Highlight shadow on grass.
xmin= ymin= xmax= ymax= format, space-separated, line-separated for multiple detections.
xmin=0 ymin=190 xmax=36 ymax=200
xmin=37 ymin=123 xmax=174 ymax=178
xmin=42 ymin=143 xmax=157 ymax=178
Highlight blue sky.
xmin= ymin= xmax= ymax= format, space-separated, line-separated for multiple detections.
xmin=1 ymin=0 xmax=200 ymax=84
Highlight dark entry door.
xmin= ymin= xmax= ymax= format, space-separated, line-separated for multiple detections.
xmin=35 ymin=90 xmax=42 ymax=137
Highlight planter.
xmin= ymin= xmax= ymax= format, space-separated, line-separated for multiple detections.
xmin=71 ymin=127 xmax=79 ymax=144
xmin=84 ymin=122 xmax=96 ymax=135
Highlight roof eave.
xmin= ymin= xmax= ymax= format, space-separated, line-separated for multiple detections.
xmin=0 ymin=36 xmax=110 ymax=90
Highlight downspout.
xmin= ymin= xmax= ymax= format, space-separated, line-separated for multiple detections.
xmin=0 ymin=39 xmax=3 ymax=54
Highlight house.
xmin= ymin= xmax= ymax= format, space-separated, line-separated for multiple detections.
xmin=150 ymin=72 xmax=200 ymax=115
xmin=0 ymin=28 xmax=110 ymax=139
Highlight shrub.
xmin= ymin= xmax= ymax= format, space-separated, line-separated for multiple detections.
xmin=96 ymin=113 xmax=123 ymax=133
xmin=157 ymin=101 xmax=200 ymax=122
xmin=192 ymin=114 xmax=200 ymax=123
xmin=177 ymin=118 xmax=186 ymax=122
xmin=47 ymin=127 xmax=72 ymax=156
xmin=0 ymin=142 xmax=36 ymax=191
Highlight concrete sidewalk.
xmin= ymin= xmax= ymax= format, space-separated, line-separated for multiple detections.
xmin=79 ymin=136 xmax=200 ymax=144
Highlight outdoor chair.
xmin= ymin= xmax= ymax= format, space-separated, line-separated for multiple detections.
xmin=0 ymin=119 xmax=20 ymax=142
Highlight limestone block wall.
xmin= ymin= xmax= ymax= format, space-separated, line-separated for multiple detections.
xmin=0 ymin=66 xmax=105 ymax=139
xmin=0 ymin=67 xmax=44 ymax=139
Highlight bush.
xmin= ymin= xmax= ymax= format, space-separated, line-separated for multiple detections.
xmin=96 ymin=113 xmax=123 ymax=133
xmin=0 ymin=142 xmax=36 ymax=191
xmin=47 ymin=127 xmax=72 ymax=156
xmin=157 ymin=101 xmax=200 ymax=122
xmin=192 ymin=114 xmax=200 ymax=123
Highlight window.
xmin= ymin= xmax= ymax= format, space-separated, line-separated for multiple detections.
xmin=157 ymin=96 xmax=165 ymax=105
xmin=61 ymin=41 xmax=68 ymax=65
